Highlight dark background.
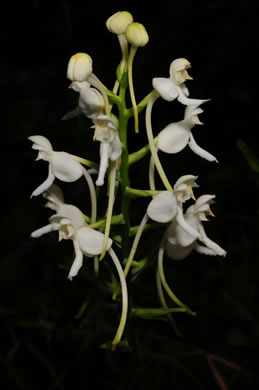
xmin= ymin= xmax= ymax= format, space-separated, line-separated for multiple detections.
xmin=3 ymin=0 xmax=258 ymax=389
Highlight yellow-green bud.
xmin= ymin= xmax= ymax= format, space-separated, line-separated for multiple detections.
xmin=106 ymin=11 xmax=133 ymax=35
xmin=126 ymin=22 xmax=149 ymax=47
xmin=67 ymin=52 xmax=93 ymax=82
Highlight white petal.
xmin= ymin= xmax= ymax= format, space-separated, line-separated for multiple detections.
xmin=177 ymin=87 xmax=209 ymax=106
xmin=176 ymin=206 xmax=200 ymax=240
xmin=175 ymin=214 xmax=199 ymax=247
xmin=109 ymin=133 xmax=122 ymax=161
xmin=30 ymin=223 xmax=59 ymax=238
xmin=147 ymin=191 xmax=177 ymax=223
xmin=96 ymin=143 xmax=110 ymax=186
xmin=68 ymin=239 xmax=84 ymax=280
xmin=28 ymin=135 xmax=53 ymax=152
xmin=152 ymin=77 xmax=178 ymax=101
xmin=157 ymin=122 xmax=189 ymax=154
xmin=51 ymin=152 xmax=83 ymax=182
xmin=165 ymin=240 xmax=195 ymax=260
xmin=31 ymin=165 xmax=55 ymax=197
xmin=77 ymin=227 xmax=112 ymax=257
xmin=79 ymin=87 xmax=104 ymax=118
xmin=188 ymin=132 xmax=219 ymax=162
xmin=43 ymin=184 xmax=64 ymax=207
xmin=195 ymin=194 xmax=216 ymax=211
xmin=58 ymin=204 xmax=86 ymax=229
xmin=174 ymin=174 xmax=199 ymax=192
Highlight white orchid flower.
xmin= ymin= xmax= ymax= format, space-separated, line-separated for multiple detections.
xmin=30 ymin=185 xmax=86 ymax=239
xmin=28 ymin=136 xmax=85 ymax=197
xmin=147 ymin=175 xmax=200 ymax=240
xmin=92 ymin=115 xmax=122 ymax=186
xmin=62 ymin=81 xmax=105 ymax=120
xmin=157 ymin=104 xmax=218 ymax=163
xmin=152 ymin=58 xmax=208 ymax=106
xmin=165 ymin=194 xmax=227 ymax=260
xmin=28 ymin=136 xmax=97 ymax=222
xmin=47 ymin=215 xmax=112 ymax=280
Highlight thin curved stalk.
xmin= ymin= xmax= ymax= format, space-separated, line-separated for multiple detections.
xmin=156 ymin=266 xmax=183 ymax=336
xmin=145 ymin=93 xmax=173 ymax=191
xmin=108 ymin=248 xmax=128 ymax=347
xmin=99 ymin=160 xmax=117 ymax=260
xmin=124 ymin=212 xmax=149 ymax=278
xmin=82 ymin=166 xmax=97 ymax=224
xmin=149 ymin=155 xmax=156 ymax=191
xmin=157 ymin=238 xmax=196 ymax=315
xmin=89 ymin=73 xmax=110 ymax=115
xmin=127 ymin=46 xmax=139 ymax=132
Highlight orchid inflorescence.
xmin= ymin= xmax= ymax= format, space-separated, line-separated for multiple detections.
xmin=29 ymin=11 xmax=226 ymax=349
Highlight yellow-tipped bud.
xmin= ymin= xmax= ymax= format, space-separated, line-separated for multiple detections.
xmin=126 ymin=22 xmax=149 ymax=47
xmin=67 ymin=52 xmax=93 ymax=82
xmin=106 ymin=11 xmax=133 ymax=35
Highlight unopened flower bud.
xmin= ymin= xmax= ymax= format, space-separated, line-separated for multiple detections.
xmin=169 ymin=58 xmax=192 ymax=85
xmin=106 ymin=11 xmax=133 ymax=35
xmin=126 ymin=22 xmax=149 ymax=47
xmin=67 ymin=52 xmax=93 ymax=82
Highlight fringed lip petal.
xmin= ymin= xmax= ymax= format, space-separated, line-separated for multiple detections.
xmin=147 ymin=191 xmax=177 ymax=223
xmin=157 ymin=122 xmax=189 ymax=154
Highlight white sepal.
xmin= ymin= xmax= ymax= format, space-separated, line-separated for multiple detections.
xmin=77 ymin=226 xmax=112 ymax=257
xmin=157 ymin=122 xmax=189 ymax=154
xmin=152 ymin=77 xmax=178 ymax=101
xmin=147 ymin=191 xmax=177 ymax=223
xmin=50 ymin=152 xmax=83 ymax=182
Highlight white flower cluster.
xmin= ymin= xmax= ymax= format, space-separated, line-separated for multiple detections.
xmin=28 ymin=10 xmax=226 ymax=346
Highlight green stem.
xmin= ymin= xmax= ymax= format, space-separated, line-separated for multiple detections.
xmin=125 ymin=186 xmax=160 ymax=198
xmin=118 ymin=82 xmax=131 ymax=260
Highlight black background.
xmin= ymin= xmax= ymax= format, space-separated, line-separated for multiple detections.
xmin=3 ymin=0 xmax=258 ymax=389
